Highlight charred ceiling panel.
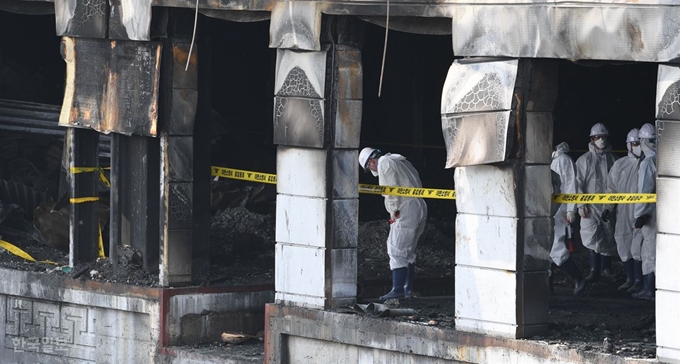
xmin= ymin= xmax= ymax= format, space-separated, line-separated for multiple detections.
xmin=440 ymin=59 xmax=518 ymax=168
xmin=451 ymin=5 xmax=680 ymax=62
xmin=54 ymin=0 xmax=108 ymax=38
xmin=59 ymin=37 xmax=161 ymax=136
xmin=109 ymin=0 xmax=153 ymax=41
xmin=273 ymin=49 xmax=327 ymax=147
xmin=270 ymin=1 xmax=321 ymax=51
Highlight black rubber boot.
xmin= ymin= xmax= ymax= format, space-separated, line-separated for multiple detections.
xmin=600 ymin=255 xmax=616 ymax=280
xmin=379 ymin=267 xmax=407 ymax=301
xmin=632 ymin=272 xmax=655 ymax=301
xmin=627 ymin=260 xmax=644 ymax=293
xmin=563 ymin=258 xmax=586 ymax=296
xmin=404 ymin=263 xmax=416 ymax=299
xmin=618 ymin=260 xmax=634 ymax=291
xmin=585 ymin=251 xmax=601 ymax=283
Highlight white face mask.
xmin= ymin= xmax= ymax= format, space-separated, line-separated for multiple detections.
xmin=371 ymin=170 xmax=378 ymax=177
xmin=632 ymin=145 xmax=641 ymax=157
xmin=594 ymin=139 xmax=606 ymax=149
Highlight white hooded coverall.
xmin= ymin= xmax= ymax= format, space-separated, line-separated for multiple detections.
xmin=575 ymin=142 xmax=618 ymax=256
xmin=550 ymin=142 xmax=577 ymax=266
xmin=606 ymin=145 xmax=643 ymax=262
xmin=378 ymin=154 xmax=428 ymax=270
xmin=634 ymin=140 xmax=657 ymax=275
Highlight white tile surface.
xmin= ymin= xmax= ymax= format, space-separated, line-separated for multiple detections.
xmin=657 ymin=177 xmax=680 ymax=235
xmin=455 ymin=165 xmax=518 ymax=217
xmin=455 ymin=214 xmax=518 ymax=271
xmin=455 ymin=266 xmax=517 ymax=326
xmin=657 ymin=233 xmax=680 ymax=292
xmin=276 ymin=194 xmax=326 ymax=247
xmin=277 ymin=147 xmax=328 ymax=198
xmin=656 ymin=290 xmax=680 ymax=350
xmin=275 ymin=244 xmax=325 ymax=298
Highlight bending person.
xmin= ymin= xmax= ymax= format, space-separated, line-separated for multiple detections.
xmin=359 ymin=147 xmax=428 ymax=301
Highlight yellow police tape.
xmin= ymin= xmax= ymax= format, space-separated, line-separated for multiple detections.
xmin=552 ymin=193 xmax=656 ymax=204
xmin=0 ymin=239 xmax=59 ymax=265
xmin=70 ymin=167 xmax=111 ymax=188
xmin=98 ymin=223 xmax=105 ymax=258
xmin=210 ymin=166 xmax=657 ymax=203
xmin=212 ymin=166 xmax=277 ymax=184
xmin=359 ymin=184 xmax=456 ymax=200
xmin=70 ymin=197 xmax=100 ymax=204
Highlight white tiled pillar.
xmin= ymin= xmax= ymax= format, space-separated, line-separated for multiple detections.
xmin=654 ymin=65 xmax=680 ymax=363
xmin=271 ymin=34 xmax=363 ymax=308
xmin=442 ymin=59 xmax=556 ymax=338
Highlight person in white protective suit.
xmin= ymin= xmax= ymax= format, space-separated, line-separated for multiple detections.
xmin=575 ymin=123 xmax=618 ymax=283
xmin=358 ymin=147 xmax=428 ymax=301
xmin=550 ymin=142 xmax=586 ymax=295
xmin=603 ymin=129 xmax=644 ymax=292
xmin=631 ymin=123 xmax=657 ymax=301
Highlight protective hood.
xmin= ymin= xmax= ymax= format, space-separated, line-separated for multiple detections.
xmin=384 ymin=153 xmax=406 ymax=161
xmin=552 ymin=142 xmax=570 ymax=159
xmin=641 ymin=139 xmax=656 ymax=157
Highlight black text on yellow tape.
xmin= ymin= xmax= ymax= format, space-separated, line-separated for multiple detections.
xmin=211 ymin=166 xmax=277 ymax=184
xmin=210 ymin=166 xmax=658 ymax=203
xmin=553 ymin=193 xmax=656 ymax=204
xmin=359 ymin=184 xmax=455 ymax=199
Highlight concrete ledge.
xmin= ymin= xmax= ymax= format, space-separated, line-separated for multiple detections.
xmin=0 ymin=268 xmax=161 ymax=363
xmin=0 ymin=267 xmax=274 ymax=363
xmin=264 ymin=303 xmax=658 ymax=364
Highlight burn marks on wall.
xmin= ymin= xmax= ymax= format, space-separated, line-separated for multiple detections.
xmin=657 ymin=65 xmax=680 ymax=121
xmin=440 ymin=59 xmax=518 ymax=168
xmin=273 ymin=49 xmax=328 ymax=147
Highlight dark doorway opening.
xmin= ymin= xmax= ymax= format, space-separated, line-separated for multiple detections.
xmin=554 ymin=61 xmax=657 ymax=157
xmin=358 ymin=22 xmax=456 ymax=298
xmin=548 ymin=60 xmax=657 ymax=359
xmin=205 ymin=17 xmax=277 ymax=286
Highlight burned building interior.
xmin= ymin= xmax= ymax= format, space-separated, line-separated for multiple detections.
xmin=0 ymin=1 xmax=675 ymax=363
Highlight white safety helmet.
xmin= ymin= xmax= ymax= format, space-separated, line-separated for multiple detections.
xmin=358 ymin=147 xmax=380 ymax=171
xmin=626 ymin=128 xmax=640 ymax=143
xmin=590 ymin=123 xmax=609 ymax=137
xmin=639 ymin=123 xmax=656 ymax=139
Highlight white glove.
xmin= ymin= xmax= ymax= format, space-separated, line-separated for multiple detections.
xmin=566 ymin=211 xmax=578 ymax=224
xmin=578 ymin=206 xmax=589 ymax=218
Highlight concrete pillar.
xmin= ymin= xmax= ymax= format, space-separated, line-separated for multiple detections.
xmin=159 ymin=37 xmax=199 ymax=287
xmin=272 ymin=16 xmax=363 ymax=309
xmin=442 ymin=59 xmax=556 ymax=338
xmin=654 ymin=64 xmax=680 ymax=363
